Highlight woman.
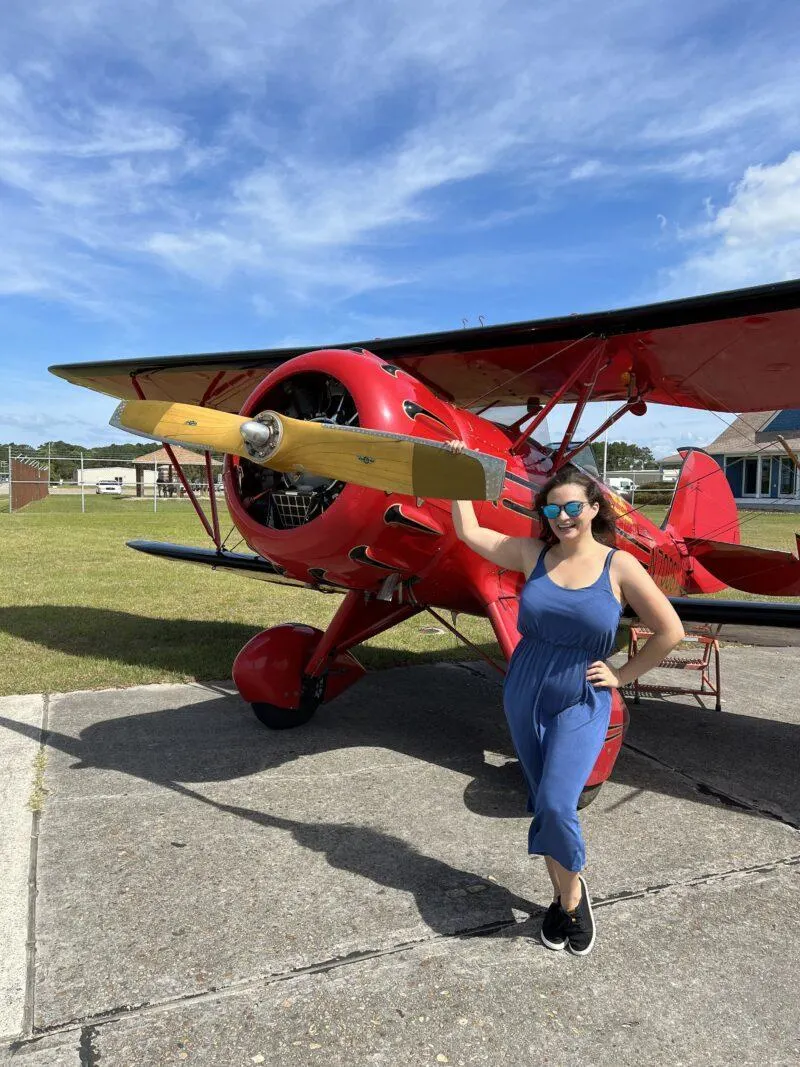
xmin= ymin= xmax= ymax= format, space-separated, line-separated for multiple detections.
xmin=449 ymin=457 xmax=685 ymax=956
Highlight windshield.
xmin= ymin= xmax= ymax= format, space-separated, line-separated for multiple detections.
xmin=545 ymin=441 xmax=600 ymax=477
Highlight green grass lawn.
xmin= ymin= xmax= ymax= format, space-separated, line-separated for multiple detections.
xmin=1 ymin=494 xmax=797 ymax=696
xmin=0 ymin=493 xmax=499 ymax=695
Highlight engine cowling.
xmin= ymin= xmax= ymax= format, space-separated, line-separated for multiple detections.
xmin=223 ymin=347 xmax=533 ymax=601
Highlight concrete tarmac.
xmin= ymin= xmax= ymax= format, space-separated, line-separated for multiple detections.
xmin=0 ymin=646 xmax=798 ymax=1065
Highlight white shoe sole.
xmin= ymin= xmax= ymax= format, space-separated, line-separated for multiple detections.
xmin=566 ymin=875 xmax=596 ymax=956
xmin=539 ymin=929 xmax=567 ymax=951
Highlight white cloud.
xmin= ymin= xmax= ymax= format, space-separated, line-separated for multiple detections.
xmin=660 ymin=152 xmax=800 ymax=297
xmin=569 ymin=160 xmax=611 ymax=181
xmin=0 ymin=0 xmax=798 ymax=318
xmin=0 ymin=376 xmax=123 ymax=446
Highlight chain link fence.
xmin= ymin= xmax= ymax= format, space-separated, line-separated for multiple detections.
xmin=3 ymin=450 xmax=675 ymax=514
xmin=603 ymin=468 xmax=677 ymax=506
xmin=2 ymin=449 xmax=223 ymax=513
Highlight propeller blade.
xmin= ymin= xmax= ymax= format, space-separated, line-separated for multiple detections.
xmin=111 ymin=400 xmax=252 ymax=457
xmin=111 ymin=400 xmax=506 ymax=501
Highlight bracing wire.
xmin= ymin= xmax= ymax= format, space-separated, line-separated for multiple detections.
xmin=467 ymin=333 xmax=597 ymax=412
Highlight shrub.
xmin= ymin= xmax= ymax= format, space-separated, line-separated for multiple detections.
xmin=632 ymin=481 xmax=675 ymax=505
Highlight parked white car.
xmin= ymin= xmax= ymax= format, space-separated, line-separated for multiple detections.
xmin=95 ymin=480 xmax=123 ymax=495
xmin=607 ymin=477 xmax=635 ymax=494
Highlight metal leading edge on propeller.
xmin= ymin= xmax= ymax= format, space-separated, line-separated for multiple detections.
xmin=110 ymin=399 xmax=507 ymax=502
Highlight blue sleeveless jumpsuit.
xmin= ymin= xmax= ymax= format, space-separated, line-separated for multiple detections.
xmin=503 ymin=546 xmax=622 ymax=873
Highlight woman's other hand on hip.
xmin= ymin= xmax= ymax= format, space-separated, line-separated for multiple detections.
xmin=587 ymin=660 xmax=621 ymax=689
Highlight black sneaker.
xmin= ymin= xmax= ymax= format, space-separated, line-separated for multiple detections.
xmin=563 ymin=875 xmax=596 ymax=956
xmin=539 ymin=897 xmax=567 ymax=951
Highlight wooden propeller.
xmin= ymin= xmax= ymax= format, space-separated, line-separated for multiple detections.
xmin=111 ymin=400 xmax=506 ymax=501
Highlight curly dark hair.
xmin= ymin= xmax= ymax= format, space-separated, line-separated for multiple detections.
xmin=535 ymin=465 xmax=617 ymax=547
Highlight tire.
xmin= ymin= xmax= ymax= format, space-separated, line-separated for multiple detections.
xmin=250 ymin=675 xmax=325 ymax=730
xmin=251 ymin=700 xmax=318 ymax=729
xmin=577 ymin=783 xmax=603 ymax=810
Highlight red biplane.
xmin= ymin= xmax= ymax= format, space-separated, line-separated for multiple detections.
xmin=50 ymin=278 xmax=800 ymax=803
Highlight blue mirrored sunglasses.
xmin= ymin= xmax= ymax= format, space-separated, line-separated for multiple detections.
xmin=541 ymin=501 xmax=586 ymax=519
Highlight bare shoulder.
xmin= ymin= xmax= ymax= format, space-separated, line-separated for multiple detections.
xmin=612 ymin=550 xmax=664 ymax=597
xmin=611 ymin=549 xmax=644 ymax=576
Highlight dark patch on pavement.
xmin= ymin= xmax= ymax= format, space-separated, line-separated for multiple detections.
xmin=720 ymin=624 xmax=800 ymax=647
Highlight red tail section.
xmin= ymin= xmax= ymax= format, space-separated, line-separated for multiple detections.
xmin=666 ymin=448 xmax=800 ymax=596
xmin=685 ymin=535 xmax=800 ymax=596
xmin=663 ymin=449 xmax=740 ymax=594
xmin=664 ymin=449 xmax=740 ymax=546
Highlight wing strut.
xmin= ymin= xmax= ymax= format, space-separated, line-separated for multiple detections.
xmin=507 ymin=341 xmax=649 ymax=474
xmin=509 ymin=339 xmax=605 ymax=454
xmin=423 ymin=606 xmax=506 ymax=674
xmin=132 ymin=374 xmax=223 ymax=551
xmin=551 ymin=350 xmax=607 ymax=467
xmin=557 ymin=391 xmax=648 ymax=468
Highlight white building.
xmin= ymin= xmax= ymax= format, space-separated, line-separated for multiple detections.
xmin=76 ymin=466 xmax=155 ymax=487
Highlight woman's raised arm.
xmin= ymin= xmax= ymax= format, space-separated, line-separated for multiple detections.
xmin=445 ymin=440 xmax=538 ymax=573
xmin=450 ymin=499 xmax=531 ymax=572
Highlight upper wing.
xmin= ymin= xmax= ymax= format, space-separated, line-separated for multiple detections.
xmin=49 ymin=278 xmax=800 ymax=413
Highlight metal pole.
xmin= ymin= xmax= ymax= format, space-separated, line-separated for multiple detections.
xmin=7 ymin=446 xmax=11 ymax=513
xmin=602 ymin=402 xmax=609 ymax=481
xmin=80 ymin=452 xmax=85 ymax=513
xmin=48 ymin=442 xmax=51 ymax=487
xmin=154 ymin=460 xmax=158 ymax=513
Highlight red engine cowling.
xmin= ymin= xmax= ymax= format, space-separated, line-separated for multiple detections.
xmin=222 ymin=347 xmax=545 ymax=612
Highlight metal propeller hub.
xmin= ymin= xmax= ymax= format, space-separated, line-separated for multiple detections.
xmin=236 ymin=371 xmax=358 ymax=531
xmin=240 ymin=411 xmax=282 ymax=460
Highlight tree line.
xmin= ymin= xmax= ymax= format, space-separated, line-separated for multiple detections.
xmin=0 ymin=440 xmax=221 ymax=481
xmin=589 ymin=441 xmax=656 ymax=470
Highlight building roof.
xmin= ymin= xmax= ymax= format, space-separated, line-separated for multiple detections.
xmin=133 ymin=445 xmax=221 ymax=466
xmin=702 ymin=411 xmax=800 ymax=456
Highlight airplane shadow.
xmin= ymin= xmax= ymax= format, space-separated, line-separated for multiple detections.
xmin=0 ymin=604 xmax=501 ymax=674
xmin=0 ymin=685 xmax=541 ymax=937
xmin=158 ymin=779 xmax=538 ymax=936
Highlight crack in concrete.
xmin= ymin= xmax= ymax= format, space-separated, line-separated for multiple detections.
xmin=593 ymin=852 xmax=800 ymax=908
xmin=21 ymin=694 xmax=49 ymax=1041
xmin=13 ymin=853 xmax=799 ymax=1050
xmin=621 ymin=739 xmax=800 ymax=832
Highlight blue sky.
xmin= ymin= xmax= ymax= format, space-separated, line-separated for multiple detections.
xmin=2 ymin=0 xmax=800 ymax=457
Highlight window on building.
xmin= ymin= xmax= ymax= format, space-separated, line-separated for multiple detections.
xmin=779 ymin=457 xmax=795 ymax=496
xmin=743 ymin=457 xmax=758 ymax=495
xmin=760 ymin=457 xmax=772 ymax=495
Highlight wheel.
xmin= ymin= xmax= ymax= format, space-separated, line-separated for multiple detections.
xmin=251 ymin=700 xmax=318 ymax=729
xmin=250 ymin=674 xmax=324 ymax=730
xmin=577 ymin=783 xmax=603 ymax=810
